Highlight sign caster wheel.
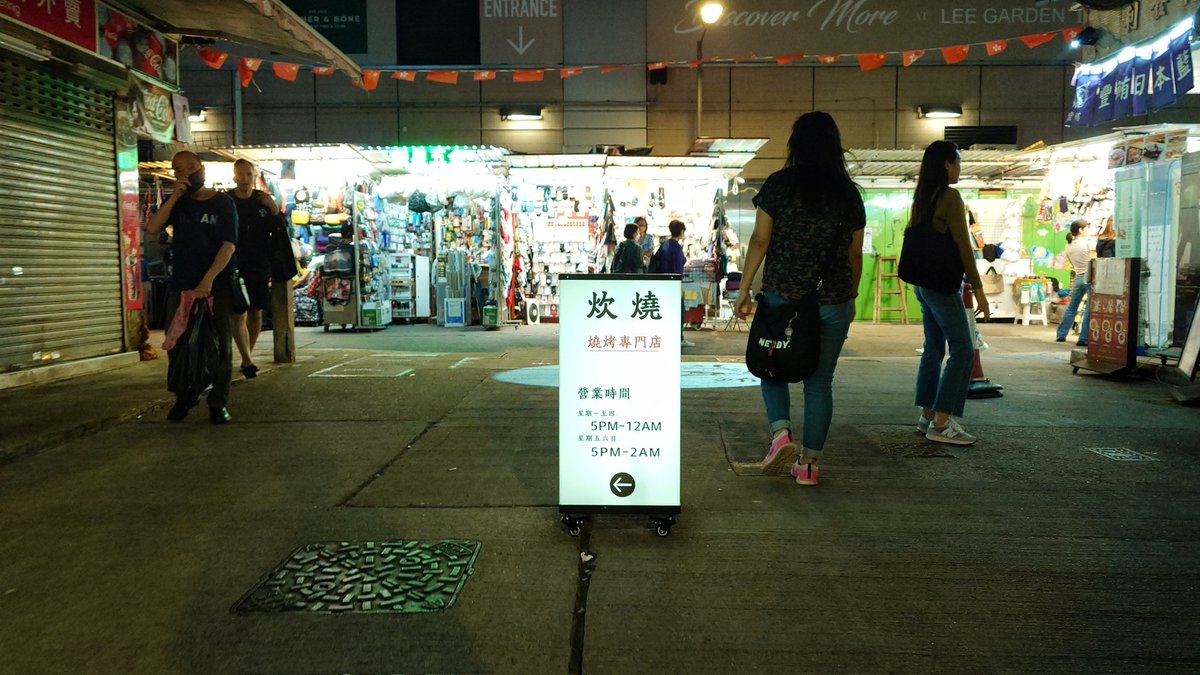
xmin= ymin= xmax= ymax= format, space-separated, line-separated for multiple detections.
xmin=560 ymin=514 xmax=587 ymax=537
xmin=1072 ymin=366 xmax=1080 ymax=374
xmin=650 ymin=515 xmax=676 ymax=538
xmin=323 ymin=324 xmax=330 ymax=333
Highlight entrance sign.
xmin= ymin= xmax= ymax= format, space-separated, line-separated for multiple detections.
xmin=558 ymin=274 xmax=681 ymax=512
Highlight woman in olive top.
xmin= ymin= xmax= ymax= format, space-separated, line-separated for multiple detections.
xmin=909 ymin=141 xmax=990 ymax=446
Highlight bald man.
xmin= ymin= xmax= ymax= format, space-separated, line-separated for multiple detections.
xmin=145 ymin=151 xmax=238 ymax=424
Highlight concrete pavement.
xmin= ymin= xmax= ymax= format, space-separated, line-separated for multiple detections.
xmin=0 ymin=322 xmax=1197 ymax=674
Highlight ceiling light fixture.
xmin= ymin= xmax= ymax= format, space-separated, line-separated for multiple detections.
xmin=499 ymin=105 xmax=542 ymax=121
xmin=1071 ymin=27 xmax=1102 ymax=49
xmin=918 ymin=105 xmax=963 ymax=119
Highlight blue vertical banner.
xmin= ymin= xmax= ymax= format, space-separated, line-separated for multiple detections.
xmin=1132 ymin=56 xmax=1152 ymax=117
xmin=1111 ymin=59 xmax=1135 ymax=120
xmin=1150 ymin=46 xmax=1178 ymax=111
xmin=1092 ymin=66 xmax=1118 ymax=123
xmin=1067 ymin=71 xmax=1101 ymax=126
xmin=1171 ymin=32 xmax=1194 ymax=97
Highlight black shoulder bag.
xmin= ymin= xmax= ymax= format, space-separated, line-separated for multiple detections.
xmin=744 ymin=229 xmax=842 ymax=383
xmin=898 ymin=187 xmax=964 ymax=294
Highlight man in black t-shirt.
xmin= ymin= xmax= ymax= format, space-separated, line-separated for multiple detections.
xmin=144 ymin=151 xmax=238 ymax=424
xmin=228 ymin=159 xmax=279 ymax=379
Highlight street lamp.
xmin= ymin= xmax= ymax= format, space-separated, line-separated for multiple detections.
xmin=696 ymin=2 xmax=723 ymax=140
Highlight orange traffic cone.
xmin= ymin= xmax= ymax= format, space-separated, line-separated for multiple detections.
xmin=963 ymin=284 xmax=1002 ymax=399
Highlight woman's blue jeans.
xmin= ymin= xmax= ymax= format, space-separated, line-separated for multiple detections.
xmin=913 ymin=285 xmax=974 ymax=418
xmin=1056 ymin=274 xmax=1091 ymax=342
xmin=759 ymin=294 xmax=855 ymax=457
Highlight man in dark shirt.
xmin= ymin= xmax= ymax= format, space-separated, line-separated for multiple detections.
xmin=144 ymin=151 xmax=238 ymax=424
xmin=228 ymin=159 xmax=279 ymax=379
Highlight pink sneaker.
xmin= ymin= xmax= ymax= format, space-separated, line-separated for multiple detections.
xmin=791 ymin=460 xmax=819 ymax=486
xmin=760 ymin=432 xmax=799 ymax=476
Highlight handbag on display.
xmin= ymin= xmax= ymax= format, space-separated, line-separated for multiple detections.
xmin=290 ymin=208 xmax=310 ymax=225
xmin=981 ymin=265 xmax=1004 ymax=295
xmin=745 ymin=292 xmax=821 ymax=383
xmin=898 ymin=188 xmax=964 ymax=294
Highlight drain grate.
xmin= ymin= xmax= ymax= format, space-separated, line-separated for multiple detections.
xmin=879 ymin=441 xmax=957 ymax=458
xmin=234 ymin=540 xmax=480 ymax=615
xmin=1088 ymin=447 xmax=1158 ymax=462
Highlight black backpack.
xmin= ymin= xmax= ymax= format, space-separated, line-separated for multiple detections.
xmin=647 ymin=244 xmax=664 ymax=273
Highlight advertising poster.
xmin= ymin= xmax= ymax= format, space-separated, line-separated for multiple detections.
xmin=558 ymin=274 xmax=680 ymax=511
xmin=98 ymin=3 xmax=179 ymax=86
xmin=116 ymin=107 xmax=142 ymax=311
xmin=1114 ymin=166 xmax=1144 ymax=259
xmin=129 ymin=77 xmax=175 ymax=143
xmin=1087 ymin=258 xmax=1138 ymax=370
xmin=284 ymin=0 xmax=368 ymax=54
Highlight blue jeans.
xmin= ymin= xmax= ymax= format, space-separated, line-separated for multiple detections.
xmin=1056 ymin=274 xmax=1091 ymax=342
xmin=913 ymin=285 xmax=973 ymax=418
xmin=759 ymin=294 xmax=855 ymax=457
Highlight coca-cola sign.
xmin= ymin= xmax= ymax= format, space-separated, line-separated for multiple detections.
xmin=97 ymin=3 xmax=178 ymax=86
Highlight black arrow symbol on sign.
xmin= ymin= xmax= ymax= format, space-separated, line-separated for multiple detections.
xmin=507 ymin=25 xmax=535 ymax=55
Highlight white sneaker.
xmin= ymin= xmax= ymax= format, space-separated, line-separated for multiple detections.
xmin=917 ymin=414 xmax=933 ymax=434
xmin=680 ymin=338 xmax=696 ymax=347
xmin=925 ymin=419 xmax=977 ymax=445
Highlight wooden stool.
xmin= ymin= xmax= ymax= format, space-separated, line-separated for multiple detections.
xmin=874 ymin=256 xmax=908 ymax=324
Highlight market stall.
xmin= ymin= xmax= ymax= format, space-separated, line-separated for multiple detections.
xmin=505 ymin=144 xmax=763 ymax=325
xmin=202 ymin=144 xmax=508 ymax=331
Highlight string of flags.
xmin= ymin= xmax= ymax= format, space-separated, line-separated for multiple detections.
xmin=195 ymin=26 xmax=1082 ymax=91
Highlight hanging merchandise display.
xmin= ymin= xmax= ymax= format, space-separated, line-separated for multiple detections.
xmin=505 ymin=151 xmax=760 ymax=324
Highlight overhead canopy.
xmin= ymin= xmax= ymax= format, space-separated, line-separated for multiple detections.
xmin=115 ymin=0 xmax=361 ymax=79
xmin=846 ymin=149 xmax=1047 ymax=186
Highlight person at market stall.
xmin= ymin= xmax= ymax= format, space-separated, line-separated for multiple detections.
xmin=613 ymin=223 xmax=645 ymax=273
xmin=907 ymin=141 xmax=990 ymax=447
xmin=228 ymin=159 xmax=279 ymax=379
xmin=144 ymin=150 xmax=237 ymax=425
xmin=1056 ymin=220 xmax=1094 ymax=346
xmin=734 ymin=111 xmax=864 ymax=486
xmin=635 ymin=216 xmax=655 ymax=266
xmin=661 ymin=219 xmax=693 ymax=347
xmin=1096 ymin=215 xmax=1117 ymax=258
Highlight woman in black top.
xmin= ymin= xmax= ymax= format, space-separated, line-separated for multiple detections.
xmin=735 ymin=111 xmax=865 ymax=486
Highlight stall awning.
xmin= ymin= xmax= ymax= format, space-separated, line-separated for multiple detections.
xmin=846 ymin=148 xmax=1047 ymax=185
xmin=115 ymin=0 xmax=361 ymax=78
xmin=199 ymin=144 xmax=509 ymax=176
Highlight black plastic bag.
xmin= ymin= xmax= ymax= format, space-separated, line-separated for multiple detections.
xmin=745 ymin=292 xmax=821 ymax=383
xmin=167 ymin=301 xmax=219 ymax=400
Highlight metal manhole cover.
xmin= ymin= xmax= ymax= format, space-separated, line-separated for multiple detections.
xmin=879 ymin=442 xmax=957 ymax=458
xmin=234 ymin=540 xmax=480 ymax=615
xmin=1088 ymin=447 xmax=1158 ymax=462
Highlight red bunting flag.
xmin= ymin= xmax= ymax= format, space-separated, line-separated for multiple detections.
xmin=237 ymin=57 xmax=261 ymax=88
xmin=513 ymin=69 xmax=544 ymax=82
xmin=312 ymin=67 xmax=335 ymax=76
xmin=687 ymin=59 xmax=704 ymax=68
xmin=427 ymin=71 xmax=459 ymax=85
xmin=560 ymin=67 xmax=583 ymax=79
xmin=1019 ymin=32 xmax=1057 ymax=48
xmin=902 ymin=50 xmax=925 ymax=67
xmin=197 ymin=48 xmax=228 ymax=70
xmin=647 ymin=61 xmax=668 ymax=71
xmin=272 ymin=62 xmax=300 ymax=82
xmin=940 ymin=45 xmax=970 ymax=64
xmin=857 ymin=53 xmax=887 ymax=71
xmin=1061 ymin=26 xmax=1082 ymax=43
xmin=351 ymin=70 xmax=380 ymax=91
xmin=392 ymin=70 xmax=415 ymax=81
xmin=985 ymin=40 xmax=1008 ymax=56
xmin=816 ymin=55 xmax=840 ymax=65
xmin=600 ymin=65 xmax=624 ymax=74
xmin=776 ymin=52 xmax=805 ymax=65
xmin=473 ymin=70 xmax=496 ymax=81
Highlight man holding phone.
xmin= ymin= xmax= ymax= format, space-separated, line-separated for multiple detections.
xmin=144 ymin=151 xmax=238 ymax=424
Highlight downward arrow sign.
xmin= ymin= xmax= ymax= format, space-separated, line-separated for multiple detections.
xmin=507 ymin=25 xmax=535 ymax=55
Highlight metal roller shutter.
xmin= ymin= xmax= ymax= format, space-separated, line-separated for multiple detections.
xmin=0 ymin=56 xmax=122 ymax=372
